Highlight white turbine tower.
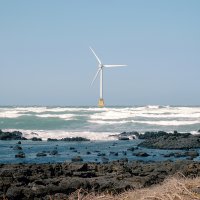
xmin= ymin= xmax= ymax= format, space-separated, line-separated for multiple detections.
xmin=90 ymin=47 xmax=127 ymax=107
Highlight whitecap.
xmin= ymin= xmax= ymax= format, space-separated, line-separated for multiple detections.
xmin=133 ymin=120 xmax=200 ymax=126
xmin=88 ymin=120 xmax=132 ymax=124
xmin=36 ymin=114 xmax=75 ymax=120
xmin=3 ymin=129 xmax=119 ymax=141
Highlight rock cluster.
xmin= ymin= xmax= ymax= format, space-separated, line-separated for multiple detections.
xmin=138 ymin=131 xmax=200 ymax=149
xmin=1 ymin=160 xmax=200 ymax=199
xmin=47 ymin=137 xmax=90 ymax=142
xmin=0 ymin=130 xmax=27 ymax=140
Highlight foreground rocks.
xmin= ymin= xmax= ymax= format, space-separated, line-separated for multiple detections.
xmin=1 ymin=160 xmax=200 ymax=199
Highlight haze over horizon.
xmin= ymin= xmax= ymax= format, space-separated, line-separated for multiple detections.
xmin=0 ymin=1 xmax=200 ymax=106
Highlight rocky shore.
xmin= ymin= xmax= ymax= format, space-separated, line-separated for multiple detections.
xmin=1 ymin=130 xmax=200 ymax=199
xmin=1 ymin=160 xmax=200 ymax=199
xmin=138 ymin=131 xmax=200 ymax=149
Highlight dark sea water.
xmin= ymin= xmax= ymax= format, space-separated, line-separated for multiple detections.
xmin=0 ymin=106 xmax=200 ymax=163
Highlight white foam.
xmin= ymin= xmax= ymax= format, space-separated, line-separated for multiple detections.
xmin=0 ymin=111 xmax=28 ymax=118
xmin=133 ymin=120 xmax=200 ymax=126
xmin=4 ymin=129 xmax=118 ymax=141
xmin=90 ymin=110 xmax=132 ymax=120
xmin=14 ymin=107 xmax=48 ymax=113
xmin=89 ymin=106 xmax=200 ymax=121
xmin=88 ymin=120 xmax=131 ymax=124
xmin=134 ymin=113 xmax=200 ymax=118
xmin=36 ymin=114 xmax=75 ymax=120
xmin=146 ymin=105 xmax=160 ymax=109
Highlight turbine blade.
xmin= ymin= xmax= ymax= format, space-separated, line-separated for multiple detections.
xmin=104 ymin=65 xmax=127 ymax=68
xmin=89 ymin=47 xmax=102 ymax=64
xmin=91 ymin=68 xmax=101 ymax=86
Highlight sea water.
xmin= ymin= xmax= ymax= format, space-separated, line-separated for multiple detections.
xmin=0 ymin=105 xmax=200 ymax=140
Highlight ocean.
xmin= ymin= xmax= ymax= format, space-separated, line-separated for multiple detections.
xmin=1 ymin=105 xmax=200 ymax=163
xmin=0 ymin=105 xmax=200 ymax=140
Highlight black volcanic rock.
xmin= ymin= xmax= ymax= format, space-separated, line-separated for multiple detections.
xmin=50 ymin=150 xmax=58 ymax=155
xmin=61 ymin=137 xmax=90 ymax=142
xmin=110 ymin=131 xmax=139 ymax=140
xmin=133 ymin=152 xmax=150 ymax=157
xmin=47 ymin=137 xmax=90 ymax=142
xmin=2 ymin=160 xmax=200 ymax=199
xmin=71 ymin=156 xmax=83 ymax=162
xmin=138 ymin=131 xmax=200 ymax=150
xmin=13 ymin=145 xmax=22 ymax=150
xmin=31 ymin=137 xmax=42 ymax=141
xmin=1 ymin=160 xmax=200 ymax=199
xmin=15 ymin=152 xmax=25 ymax=158
xmin=185 ymin=151 xmax=199 ymax=158
xmin=118 ymin=137 xmax=129 ymax=140
xmin=47 ymin=138 xmax=58 ymax=141
xmin=0 ymin=130 xmax=27 ymax=140
xmin=36 ymin=152 xmax=47 ymax=157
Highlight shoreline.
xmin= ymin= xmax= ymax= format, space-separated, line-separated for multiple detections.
xmin=2 ymin=130 xmax=200 ymax=199
xmin=1 ymin=130 xmax=200 ymax=164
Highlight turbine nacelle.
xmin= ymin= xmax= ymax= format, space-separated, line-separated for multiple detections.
xmin=99 ymin=64 xmax=103 ymax=69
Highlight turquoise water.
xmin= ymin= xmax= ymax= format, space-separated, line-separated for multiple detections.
xmin=0 ymin=106 xmax=200 ymax=140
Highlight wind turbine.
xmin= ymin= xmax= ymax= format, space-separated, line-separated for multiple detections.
xmin=90 ymin=47 xmax=127 ymax=107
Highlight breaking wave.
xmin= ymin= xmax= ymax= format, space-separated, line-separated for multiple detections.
xmin=1 ymin=106 xmax=200 ymax=140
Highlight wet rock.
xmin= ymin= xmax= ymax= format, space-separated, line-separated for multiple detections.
xmin=71 ymin=156 xmax=83 ymax=162
xmin=112 ymin=142 xmax=117 ymax=146
xmin=110 ymin=131 xmax=139 ymax=140
xmin=139 ymin=132 xmax=200 ymax=149
xmin=97 ymin=153 xmax=106 ymax=156
xmin=47 ymin=138 xmax=58 ymax=141
xmin=17 ymin=141 xmax=21 ymax=144
xmin=61 ymin=137 xmax=90 ymax=142
xmin=138 ymin=131 xmax=169 ymax=139
xmin=119 ymin=158 xmax=128 ymax=162
xmin=50 ymin=150 xmax=58 ymax=155
xmin=164 ymin=152 xmax=186 ymax=158
xmin=133 ymin=152 xmax=150 ymax=157
xmin=0 ymin=130 xmax=27 ymax=140
xmin=127 ymin=147 xmax=136 ymax=151
xmin=13 ymin=145 xmax=22 ymax=150
xmin=185 ymin=151 xmax=199 ymax=158
xmin=118 ymin=137 xmax=129 ymax=140
xmin=109 ymin=152 xmax=118 ymax=156
xmin=101 ymin=157 xmax=109 ymax=163
xmin=31 ymin=137 xmax=42 ymax=141
xmin=15 ymin=152 xmax=25 ymax=158
xmin=36 ymin=152 xmax=47 ymax=157
xmin=120 ymin=131 xmax=139 ymax=137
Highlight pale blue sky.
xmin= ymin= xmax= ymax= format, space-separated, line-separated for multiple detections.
xmin=0 ymin=0 xmax=200 ymax=106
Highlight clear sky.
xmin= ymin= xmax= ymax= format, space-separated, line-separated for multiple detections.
xmin=0 ymin=0 xmax=200 ymax=106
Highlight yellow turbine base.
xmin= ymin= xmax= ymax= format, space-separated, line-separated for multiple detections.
xmin=98 ymin=98 xmax=105 ymax=108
